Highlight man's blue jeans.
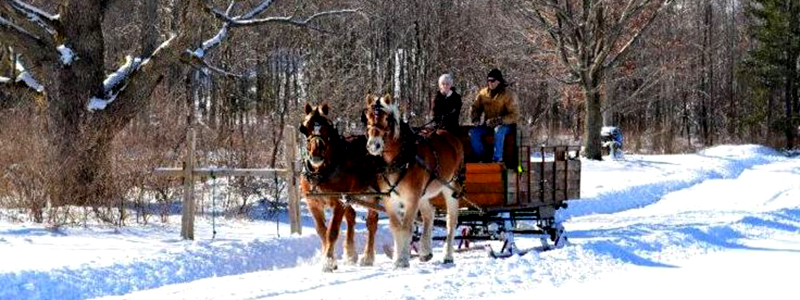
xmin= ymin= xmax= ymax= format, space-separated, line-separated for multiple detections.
xmin=469 ymin=124 xmax=512 ymax=162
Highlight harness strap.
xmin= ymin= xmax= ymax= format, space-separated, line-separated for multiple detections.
xmin=382 ymin=161 xmax=409 ymax=196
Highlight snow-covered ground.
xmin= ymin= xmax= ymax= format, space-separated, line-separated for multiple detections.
xmin=1 ymin=145 xmax=799 ymax=300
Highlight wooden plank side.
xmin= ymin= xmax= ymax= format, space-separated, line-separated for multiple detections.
xmin=466 ymin=173 xmax=503 ymax=184
xmin=465 ymin=182 xmax=505 ymax=193
xmin=430 ymin=194 xmax=446 ymax=208
xmin=529 ymin=161 xmax=581 ymax=172
xmin=529 ymin=179 xmax=581 ymax=190
xmin=466 ymin=163 xmax=504 ymax=173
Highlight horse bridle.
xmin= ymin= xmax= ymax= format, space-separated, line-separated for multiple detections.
xmin=366 ymin=102 xmax=395 ymax=139
xmin=365 ymin=102 xmax=413 ymax=195
xmin=301 ymin=119 xmax=337 ymax=186
xmin=303 ymin=118 xmax=334 ymax=149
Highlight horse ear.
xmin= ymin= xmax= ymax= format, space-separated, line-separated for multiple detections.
xmin=361 ymin=109 xmax=368 ymax=125
xmin=319 ymin=103 xmax=330 ymax=116
xmin=304 ymin=103 xmax=313 ymax=115
xmin=365 ymin=94 xmax=375 ymax=106
xmin=382 ymin=93 xmax=394 ymax=106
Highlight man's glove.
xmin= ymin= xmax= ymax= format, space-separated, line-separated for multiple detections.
xmin=486 ymin=117 xmax=503 ymax=128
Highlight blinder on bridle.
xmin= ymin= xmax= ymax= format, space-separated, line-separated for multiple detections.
xmin=300 ymin=116 xmax=334 ymax=152
xmin=366 ymin=101 xmax=396 ymax=135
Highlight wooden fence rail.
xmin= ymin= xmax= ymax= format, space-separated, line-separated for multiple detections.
xmin=153 ymin=125 xmax=301 ymax=240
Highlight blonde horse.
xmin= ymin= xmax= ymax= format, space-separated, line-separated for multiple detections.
xmin=363 ymin=94 xmax=464 ymax=268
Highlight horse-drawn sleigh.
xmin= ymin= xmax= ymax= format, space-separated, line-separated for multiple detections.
xmin=300 ymin=94 xmax=580 ymax=271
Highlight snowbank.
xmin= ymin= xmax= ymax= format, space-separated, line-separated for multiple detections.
xmin=1 ymin=145 xmax=797 ymax=300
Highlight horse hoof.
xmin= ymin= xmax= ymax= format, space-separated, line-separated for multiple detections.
xmin=347 ymin=254 xmax=359 ymax=265
xmin=442 ymin=258 xmax=454 ymax=265
xmin=358 ymin=256 xmax=374 ymax=267
xmin=393 ymin=259 xmax=410 ymax=269
xmin=322 ymin=259 xmax=338 ymax=272
xmin=419 ymin=253 xmax=434 ymax=262
xmin=322 ymin=265 xmax=337 ymax=272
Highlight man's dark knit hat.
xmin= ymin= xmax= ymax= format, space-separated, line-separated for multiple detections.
xmin=488 ymin=68 xmax=505 ymax=84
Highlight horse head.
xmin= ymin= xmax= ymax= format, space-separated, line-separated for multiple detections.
xmin=300 ymin=102 xmax=337 ymax=170
xmin=364 ymin=93 xmax=401 ymax=156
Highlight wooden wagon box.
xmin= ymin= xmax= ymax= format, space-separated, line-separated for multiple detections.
xmin=431 ymin=147 xmax=581 ymax=211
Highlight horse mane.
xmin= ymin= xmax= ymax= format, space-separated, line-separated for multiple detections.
xmin=341 ymin=134 xmax=386 ymax=178
xmin=379 ymin=96 xmax=401 ymax=127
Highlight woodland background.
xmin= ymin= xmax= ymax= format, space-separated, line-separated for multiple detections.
xmin=0 ymin=0 xmax=797 ymax=224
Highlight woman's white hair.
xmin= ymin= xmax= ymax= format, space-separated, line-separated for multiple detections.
xmin=438 ymin=73 xmax=453 ymax=86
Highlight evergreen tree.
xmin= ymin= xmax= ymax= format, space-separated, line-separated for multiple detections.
xmin=744 ymin=0 xmax=800 ymax=148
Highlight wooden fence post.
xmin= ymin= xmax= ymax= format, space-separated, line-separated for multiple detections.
xmin=284 ymin=125 xmax=301 ymax=235
xmin=181 ymin=128 xmax=196 ymax=240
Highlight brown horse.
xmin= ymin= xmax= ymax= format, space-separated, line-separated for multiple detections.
xmin=363 ymin=94 xmax=465 ymax=268
xmin=299 ymin=103 xmax=382 ymax=272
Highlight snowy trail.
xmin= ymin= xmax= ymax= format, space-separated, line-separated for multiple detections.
xmin=88 ymin=147 xmax=800 ymax=300
xmin=2 ymin=146 xmax=798 ymax=300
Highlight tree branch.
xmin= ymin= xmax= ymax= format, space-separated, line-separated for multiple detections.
xmin=229 ymin=9 xmax=360 ymax=27
xmin=525 ymin=2 xmax=581 ymax=79
xmin=93 ymin=34 xmax=177 ymax=109
xmin=7 ymin=0 xmax=58 ymax=21
xmin=239 ymin=0 xmax=277 ymax=20
xmin=0 ymin=15 xmax=41 ymax=44
xmin=0 ymin=16 xmax=57 ymax=86
xmin=196 ymin=3 xmax=358 ymax=59
xmin=0 ymin=74 xmax=40 ymax=100
xmin=605 ymin=67 xmax=668 ymax=113
xmin=184 ymin=51 xmax=243 ymax=78
xmin=0 ymin=0 xmax=61 ymax=40
xmin=600 ymin=0 xmax=673 ymax=72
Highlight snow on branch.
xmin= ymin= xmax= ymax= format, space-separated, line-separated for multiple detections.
xmin=230 ymin=9 xmax=360 ymax=28
xmin=4 ymin=0 xmax=60 ymax=36
xmin=193 ymin=23 xmax=227 ymax=58
xmin=103 ymin=35 xmax=175 ymax=93
xmin=89 ymin=35 xmax=176 ymax=111
xmin=104 ymin=55 xmax=143 ymax=93
xmin=186 ymin=2 xmax=357 ymax=95
xmin=8 ymin=0 xmax=58 ymax=21
xmin=0 ymin=76 xmax=11 ymax=83
xmin=14 ymin=60 xmax=43 ymax=92
xmin=57 ymin=44 xmax=74 ymax=65
xmin=89 ymin=55 xmax=141 ymax=111
xmin=88 ymin=96 xmax=114 ymax=111
xmin=240 ymin=0 xmax=276 ymax=20
xmin=196 ymin=1 xmax=358 ymax=59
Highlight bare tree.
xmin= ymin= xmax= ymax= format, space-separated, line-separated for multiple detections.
xmin=508 ymin=0 xmax=673 ymax=159
xmin=0 ymin=0 xmax=356 ymax=208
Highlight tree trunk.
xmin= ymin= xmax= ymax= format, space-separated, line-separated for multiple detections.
xmin=47 ymin=1 xmax=106 ymax=207
xmin=727 ymin=0 xmax=738 ymax=139
xmin=699 ymin=0 xmax=712 ymax=146
xmin=140 ymin=0 xmax=159 ymax=57
xmin=603 ymin=74 xmax=615 ymax=127
xmin=583 ymin=82 xmax=603 ymax=160
xmin=786 ymin=73 xmax=796 ymax=148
